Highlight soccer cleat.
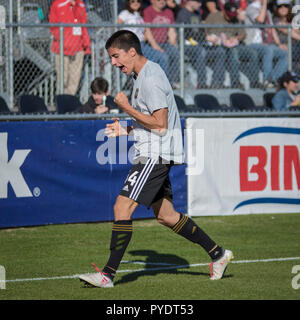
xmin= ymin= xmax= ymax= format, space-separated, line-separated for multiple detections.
xmin=209 ymin=249 xmax=234 ymax=280
xmin=79 ymin=263 xmax=114 ymax=288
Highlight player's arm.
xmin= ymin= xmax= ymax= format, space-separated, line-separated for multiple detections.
xmin=114 ymin=92 xmax=168 ymax=135
xmin=132 ymin=107 xmax=168 ymax=136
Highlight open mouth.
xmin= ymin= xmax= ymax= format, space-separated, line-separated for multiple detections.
xmin=118 ymin=65 xmax=127 ymax=73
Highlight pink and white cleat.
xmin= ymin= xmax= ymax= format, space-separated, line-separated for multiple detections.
xmin=209 ymin=249 xmax=234 ymax=280
xmin=79 ymin=263 xmax=114 ymax=288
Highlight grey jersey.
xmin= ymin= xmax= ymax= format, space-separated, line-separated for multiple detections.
xmin=130 ymin=60 xmax=184 ymax=164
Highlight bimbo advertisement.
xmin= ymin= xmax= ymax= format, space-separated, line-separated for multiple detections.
xmin=187 ymin=118 xmax=300 ymax=215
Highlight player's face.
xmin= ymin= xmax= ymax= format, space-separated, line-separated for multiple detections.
xmin=107 ymin=47 xmax=135 ymax=75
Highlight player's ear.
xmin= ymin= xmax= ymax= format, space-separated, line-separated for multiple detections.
xmin=129 ymin=47 xmax=137 ymax=57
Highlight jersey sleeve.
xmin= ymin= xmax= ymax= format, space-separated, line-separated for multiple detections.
xmin=142 ymin=75 xmax=169 ymax=114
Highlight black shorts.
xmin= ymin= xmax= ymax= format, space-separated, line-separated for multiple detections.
xmin=120 ymin=157 xmax=173 ymax=208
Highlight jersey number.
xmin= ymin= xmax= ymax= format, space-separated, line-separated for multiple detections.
xmin=128 ymin=171 xmax=139 ymax=186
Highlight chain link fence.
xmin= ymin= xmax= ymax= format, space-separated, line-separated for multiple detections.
xmin=0 ymin=0 xmax=299 ymax=113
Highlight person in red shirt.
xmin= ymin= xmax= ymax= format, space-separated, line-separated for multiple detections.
xmin=49 ymin=0 xmax=91 ymax=95
xmin=143 ymin=0 xmax=180 ymax=88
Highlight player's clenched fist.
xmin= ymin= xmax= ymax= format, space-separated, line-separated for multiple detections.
xmin=114 ymin=92 xmax=131 ymax=113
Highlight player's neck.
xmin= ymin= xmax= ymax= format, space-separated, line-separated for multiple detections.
xmin=133 ymin=56 xmax=147 ymax=77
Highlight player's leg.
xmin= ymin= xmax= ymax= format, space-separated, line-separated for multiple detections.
xmin=101 ymin=195 xmax=138 ymax=280
xmin=80 ymin=159 xmax=157 ymax=287
xmin=100 ymin=157 xmax=164 ymax=283
xmin=152 ymin=197 xmax=222 ymax=259
xmin=152 ymin=196 xmax=233 ymax=280
xmin=79 ymin=195 xmax=138 ymax=288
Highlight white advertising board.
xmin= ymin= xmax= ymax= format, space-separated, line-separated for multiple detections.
xmin=186 ymin=118 xmax=300 ymax=216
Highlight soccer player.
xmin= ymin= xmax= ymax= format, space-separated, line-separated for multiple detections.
xmin=79 ymin=30 xmax=233 ymax=287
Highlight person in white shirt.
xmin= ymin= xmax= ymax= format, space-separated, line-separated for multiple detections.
xmin=244 ymin=0 xmax=288 ymax=88
xmin=78 ymin=30 xmax=234 ymax=288
xmin=118 ymin=0 xmax=168 ymax=73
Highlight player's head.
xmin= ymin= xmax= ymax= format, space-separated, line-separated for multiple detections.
xmin=105 ymin=30 xmax=143 ymax=56
xmin=90 ymin=77 xmax=109 ymax=105
xmin=105 ymin=30 xmax=144 ymax=75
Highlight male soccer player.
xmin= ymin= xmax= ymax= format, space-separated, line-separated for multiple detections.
xmin=79 ymin=30 xmax=233 ymax=288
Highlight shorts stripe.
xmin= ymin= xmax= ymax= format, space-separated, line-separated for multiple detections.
xmin=128 ymin=158 xmax=152 ymax=199
xmin=130 ymin=158 xmax=157 ymax=201
xmin=132 ymin=160 xmax=156 ymax=201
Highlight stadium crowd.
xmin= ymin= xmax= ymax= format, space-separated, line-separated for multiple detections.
xmin=116 ymin=0 xmax=300 ymax=90
xmin=30 ymin=0 xmax=300 ymax=91
xmin=5 ymin=0 xmax=300 ymax=113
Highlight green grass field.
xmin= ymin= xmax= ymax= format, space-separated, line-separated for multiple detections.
xmin=1 ymin=213 xmax=300 ymax=300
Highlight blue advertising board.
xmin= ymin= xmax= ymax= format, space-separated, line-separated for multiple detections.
xmin=0 ymin=120 xmax=186 ymax=228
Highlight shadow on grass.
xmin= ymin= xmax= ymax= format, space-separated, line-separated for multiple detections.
xmin=114 ymin=249 xmax=218 ymax=286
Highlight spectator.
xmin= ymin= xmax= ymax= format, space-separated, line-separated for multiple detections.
xmin=202 ymin=0 xmax=219 ymax=21
xmin=202 ymin=0 xmax=248 ymax=21
xmin=117 ymin=0 xmax=168 ymax=73
xmin=205 ymin=2 xmax=261 ymax=89
xmin=118 ymin=0 xmax=145 ymax=42
xmin=272 ymin=71 xmax=300 ymax=110
xmin=166 ymin=0 xmax=182 ymax=19
xmin=143 ymin=0 xmax=180 ymax=88
xmin=176 ymin=0 xmax=226 ymax=88
xmin=273 ymin=0 xmax=300 ymax=74
xmin=78 ymin=77 xmax=110 ymax=114
xmin=244 ymin=0 xmax=288 ymax=88
xmin=49 ymin=0 xmax=91 ymax=95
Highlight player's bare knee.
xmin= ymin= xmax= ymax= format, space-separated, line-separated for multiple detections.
xmin=155 ymin=212 xmax=174 ymax=227
xmin=113 ymin=196 xmax=137 ymax=221
xmin=158 ymin=210 xmax=181 ymax=228
xmin=156 ymin=214 xmax=167 ymax=226
xmin=113 ymin=203 xmax=130 ymax=221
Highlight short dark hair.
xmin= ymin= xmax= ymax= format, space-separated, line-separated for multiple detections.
xmin=90 ymin=77 xmax=109 ymax=94
xmin=279 ymin=71 xmax=299 ymax=89
xmin=105 ymin=30 xmax=143 ymax=55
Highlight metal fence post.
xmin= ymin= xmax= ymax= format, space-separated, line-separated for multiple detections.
xmin=113 ymin=0 xmax=120 ymax=94
xmin=8 ymin=0 xmax=13 ymax=109
xmin=91 ymin=39 xmax=95 ymax=81
xmin=287 ymin=26 xmax=292 ymax=72
xmin=59 ymin=26 xmax=64 ymax=94
xmin=179 ymin=25 xmax=184 ymax=98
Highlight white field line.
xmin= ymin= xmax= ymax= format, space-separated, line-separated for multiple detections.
xmin=5 ymin=256 xmax=300 ymax=284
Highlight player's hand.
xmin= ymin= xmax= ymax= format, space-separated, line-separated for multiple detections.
xmin=114 ymin=92 xmax=132 ymax=113
xmin=105 ymin=118 xmax=128 ymax=137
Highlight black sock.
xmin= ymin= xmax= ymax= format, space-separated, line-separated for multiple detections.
xmin=209 ymin=246 xmax=224 ymax=261
xmin=102 ymin=220 xmax=132 ymax=281
xmin=172 ymin=214 xmax=222 ymax=258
